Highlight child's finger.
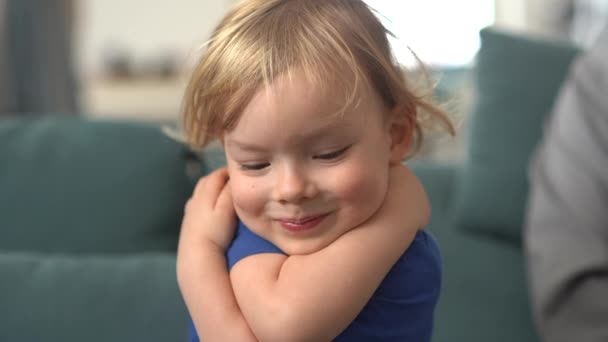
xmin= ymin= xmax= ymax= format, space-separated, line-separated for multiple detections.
xmin=192 ymin=175 xmax=207 ymax=199
xmin=199 ymin=168 xmax=230 ymax=207
xmin=216 ymin=180 xmax=235 ymax=213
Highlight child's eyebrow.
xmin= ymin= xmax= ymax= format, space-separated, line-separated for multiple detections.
xmin=302 ymin=113 xmax=356 ymax=133
xmin=301 ymin=119 xmax=357 ymax=140
xmin=227 ymin=120 xmax=354 ymax=152
xmin=226 ymin=139 xmax=269 ymax=152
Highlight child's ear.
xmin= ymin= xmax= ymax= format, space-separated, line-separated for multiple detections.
xmin=387 ymin=105 xmax=415 ymax=165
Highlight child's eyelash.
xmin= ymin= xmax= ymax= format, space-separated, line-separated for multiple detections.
xmin=240 ymin=162 xmax=270 ymax=171
xmin=314 ymin=145 xmax=351 ymax=160
xmin=238 ymin=146 xmax=351 ymax=170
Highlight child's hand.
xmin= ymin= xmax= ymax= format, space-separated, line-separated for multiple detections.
xmin=176 ymin=169 xmax=258 ymax=342
xmin=179 ymin=168 xmax=237 ymax=251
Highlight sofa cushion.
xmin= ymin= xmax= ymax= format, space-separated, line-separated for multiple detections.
xmin=431 ymin=225 xmax=538 ymax=342
xmin=0 ymin=118 xmax=193 ymax=253
xmin=0 ymin=252 xmax=187 ymax=342
xmin=452 ymin=28 xmax=580 ymax=243
xmin=413 ymin=163 xmax=537 ymax=341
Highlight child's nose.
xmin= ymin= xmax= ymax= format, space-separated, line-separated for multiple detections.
xmin=273 ymin=165 xmax=316 ymax=204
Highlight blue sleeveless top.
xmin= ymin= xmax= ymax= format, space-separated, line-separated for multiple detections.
xmin=188 ymin=221 xmax=442 ymax=341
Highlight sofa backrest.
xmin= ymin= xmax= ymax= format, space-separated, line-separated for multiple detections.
xmin=452 ymin=28 xmax=581 ymax=244
xmin=0 ymin=117 xmax=194 ymax=254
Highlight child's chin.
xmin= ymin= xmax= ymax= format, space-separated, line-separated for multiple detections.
xmin=281 ymin=240 xmax=332 ymax=256
xmin=279 ymin=229 xmax=354 ymax=256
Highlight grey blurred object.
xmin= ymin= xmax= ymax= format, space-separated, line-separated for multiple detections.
xmin=102 ymin=44 xmax=134 ymax=79
xmin=525 ymin=26 xmax=608 ymax=342
xmin=101 ymin=47 xmax=181 ymax=80
xmin=143 ymin=52 xmax=181 ymax=80
xmin=570 ymin=0 xmax=608 ymax=47
xmin=0 ymin=0 xmax=79 ymax=116
xmin=527 ymin=0 xmax=608 ymax=48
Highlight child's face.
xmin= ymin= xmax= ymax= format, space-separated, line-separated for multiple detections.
xmin=224 ymin=70 xmax=397 ymax=255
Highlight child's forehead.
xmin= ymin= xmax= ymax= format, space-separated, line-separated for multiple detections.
xmin=250 ymin=68 xmax=370 ymax=112
xmin=228 ymin=69 xmax=385 ymax=139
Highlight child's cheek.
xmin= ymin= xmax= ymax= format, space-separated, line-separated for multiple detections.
xmin=331 ymin=163 xmax=388 ymax=210
xmin=229 ymin=175 xmax=265 ymax=215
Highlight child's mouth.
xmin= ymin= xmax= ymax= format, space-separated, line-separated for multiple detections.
xmin=278 ymin=214 xmax=329 ymax=232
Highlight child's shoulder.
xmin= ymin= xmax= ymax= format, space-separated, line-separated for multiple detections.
xmin=339 ymin=230 xmax=441 ymax=341
xmin=375 ymin=230 xmax=442 ymax=300
xmin=401 ymin=230 xmax=441 ymax=267
xmin=226 ymin=221 xmax=285 ymax=270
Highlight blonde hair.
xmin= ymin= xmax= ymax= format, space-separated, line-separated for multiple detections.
xmin=182 ymin=0 xmax=454 ymax=155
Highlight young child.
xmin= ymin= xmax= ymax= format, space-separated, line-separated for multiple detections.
xmin=176 ymin=0 xmax=454 ymax=341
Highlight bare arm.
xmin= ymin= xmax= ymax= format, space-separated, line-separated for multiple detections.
xmin=177 ymin=170 xmax=257 ymax=342
xmin=230 ymin=165 xmax=430 ymax=341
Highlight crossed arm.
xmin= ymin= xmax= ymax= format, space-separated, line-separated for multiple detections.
xmin=177 ymin=165 xmax=429 ymax=341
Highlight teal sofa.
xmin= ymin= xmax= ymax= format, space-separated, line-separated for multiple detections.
xmin=426 ymin=28 xmax=579 ymax=342
xmin=0 ymin=28 xmax=580 ymax=341
xmin=0 ymin=119 xmax=194 ymax=341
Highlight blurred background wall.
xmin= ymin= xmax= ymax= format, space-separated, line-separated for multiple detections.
xmin=2 ymin=0 xmax=606 ymax=159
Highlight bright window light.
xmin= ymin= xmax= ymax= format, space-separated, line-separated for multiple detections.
xmin=363 ymin=0 xmax=495 ymax=67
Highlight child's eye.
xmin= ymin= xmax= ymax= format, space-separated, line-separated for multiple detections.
xmin=314 ymin=145 xmax=351 ymax=160
xmin=240 ymin=162 xmax=270 ymax=171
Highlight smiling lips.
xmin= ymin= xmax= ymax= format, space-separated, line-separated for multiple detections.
xmin=278 ymin=213 xmax=329 ymax=232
